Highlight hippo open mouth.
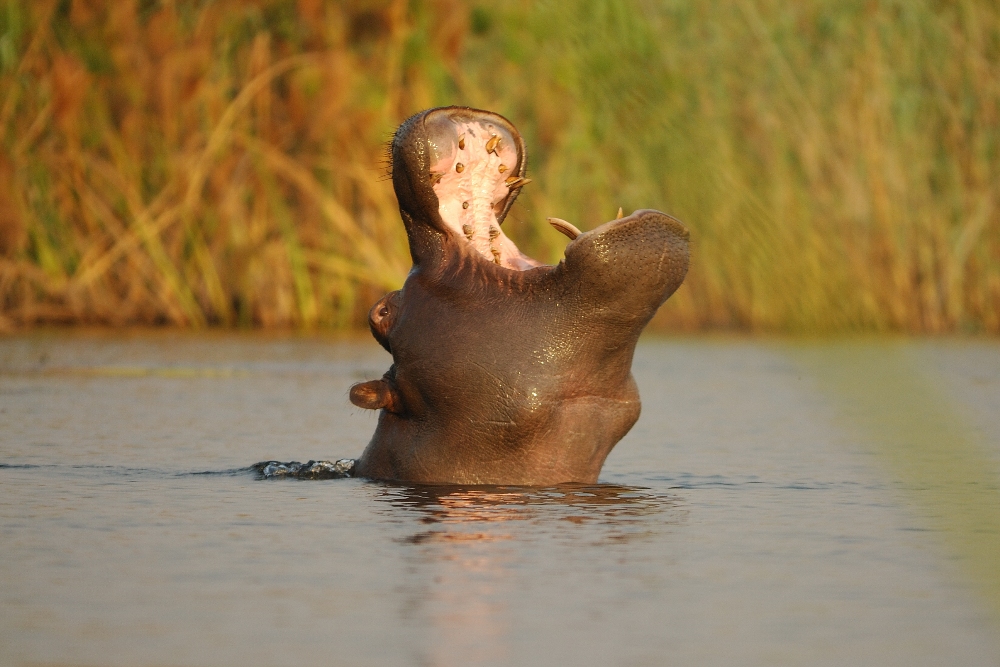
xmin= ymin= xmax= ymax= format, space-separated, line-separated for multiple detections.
xmin=350 ymin=107 xmax=690 ymax=485
xmin=422 ymin=111 xmax=540 ymax=270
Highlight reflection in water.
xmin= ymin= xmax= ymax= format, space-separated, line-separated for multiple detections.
xmin=373 ymin=484 xmax=680 ymax=666
xmin=384 ymin=483 xmax=673 ymax=530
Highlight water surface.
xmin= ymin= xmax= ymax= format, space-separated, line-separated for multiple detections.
xmin=1 ymin=332 xmax=998 ymax=666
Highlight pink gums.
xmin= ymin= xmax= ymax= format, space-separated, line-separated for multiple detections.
xmin=429 ymin=121 xmax=540 ymax=270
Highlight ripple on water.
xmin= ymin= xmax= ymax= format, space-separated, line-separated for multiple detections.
xmin=251 ymin=458 xmax=357 ymax=479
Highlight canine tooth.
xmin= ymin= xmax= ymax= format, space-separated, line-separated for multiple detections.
xmin=617 ymin=207 xmax=624 ymax=219
xmin=456 ymin=163 xmax=464 ymax=173
xmin=547 ymin=217 xmax=582 ymax=240
xmin=485 ymin=135 xmax=500 ymax=153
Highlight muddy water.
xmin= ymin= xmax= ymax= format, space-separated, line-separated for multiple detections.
xmin=1 ymin=332 xmax=998 ymax=666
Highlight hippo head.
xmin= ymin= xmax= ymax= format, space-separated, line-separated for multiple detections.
xmin=350 ymin=107 xmax=689 ymax=485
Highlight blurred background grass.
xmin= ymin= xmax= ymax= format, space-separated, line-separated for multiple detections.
xmin=0 ymin=0 xmax=997 ymax=332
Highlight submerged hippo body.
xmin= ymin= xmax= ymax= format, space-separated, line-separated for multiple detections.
xmin=350 ymin=107 xmax=689 ymax=485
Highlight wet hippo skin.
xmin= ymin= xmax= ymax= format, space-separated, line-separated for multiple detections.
xmin=350 ymin=107 xmax=689 ymax=485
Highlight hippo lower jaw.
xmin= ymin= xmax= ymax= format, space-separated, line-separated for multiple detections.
xmin=349 ymin=107 xmax=690 ymax=485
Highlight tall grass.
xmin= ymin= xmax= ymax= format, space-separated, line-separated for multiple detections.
xmin=1 ymin=0 xmax=998 ymax=332
xmin=0 ymin=0 xmax=418 ymax=328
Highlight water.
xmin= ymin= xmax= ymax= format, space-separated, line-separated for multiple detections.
xmin=1 ymin=332 xmax=998 ymax=666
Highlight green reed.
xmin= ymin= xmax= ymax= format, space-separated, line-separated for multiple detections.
xmin=1 ymin=0 xmax=997 ymax=332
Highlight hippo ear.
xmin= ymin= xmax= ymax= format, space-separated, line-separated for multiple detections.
xmin=562 ymin=209 xmax=690 ymax=322
xmin=350 ymin=378 xmax=403 ymax=414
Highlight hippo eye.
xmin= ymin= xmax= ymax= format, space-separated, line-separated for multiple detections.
xmin=378 ymin=306 xmax=389 ymax=318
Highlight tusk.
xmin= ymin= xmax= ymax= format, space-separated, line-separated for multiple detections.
xmin=547 ymin=217 xmax=582 ymax=240
xmin=505 ymin=176 xmax=532 ymax=188
xmin=616 ymin=207 xmax=624 ymax=219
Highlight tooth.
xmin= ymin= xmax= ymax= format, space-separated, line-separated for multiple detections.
xmin=489 ymin=226 xmax=500 ymax=239
xmin=462 ymin=224 xmax=474 ymax=239
xmin=430 ymin=172 xmax=443 ymax=185
xmin=617 ymin=207 xmax=624 ymax=219
xmin=459 ymin=136 xmax=465 ymax=150
xmin=486 ymin=135 xmax=500 ymax=153
xmin=505 ymin=176 xmax=531 ymax=188
xmin=547 ymin=217 xmax=582 ymax=240
xmin=456 ymin=163 xmax=464 ymax=173
xmin=462 ymin=201 xmax=469 ymax=209
xmin=498 ymin=164 xmax=507 ymax=173
xmin=491 ymin=247 xmax=502 ymax=264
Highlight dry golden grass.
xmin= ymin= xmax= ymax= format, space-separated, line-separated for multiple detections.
xmin=1 ymin=0 xmax=998 ymax=332
xmin=1 ymin=0 xmax=417 ymax=329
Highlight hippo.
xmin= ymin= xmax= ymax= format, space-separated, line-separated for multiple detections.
xmin=349 ymin=106 xmax=689 ymax=485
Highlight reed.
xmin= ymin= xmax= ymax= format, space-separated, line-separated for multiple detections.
xmin=1 ymin=0 xmax=997 ymax=332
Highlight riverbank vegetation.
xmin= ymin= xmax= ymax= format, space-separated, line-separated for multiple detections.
xmin=1 ymin=0 xmax=997 ymax=332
